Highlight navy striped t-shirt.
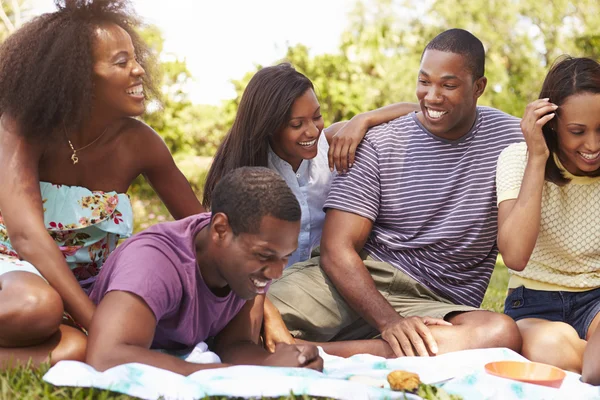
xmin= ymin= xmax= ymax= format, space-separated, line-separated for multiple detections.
xmin=324 ymin=107 xmax=523 ymax=307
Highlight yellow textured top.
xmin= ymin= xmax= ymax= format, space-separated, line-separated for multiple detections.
xmin=496 ymin=142 xmax=600 ymax=291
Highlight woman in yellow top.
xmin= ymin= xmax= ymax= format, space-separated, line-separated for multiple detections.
xmin=497 ymin=56 xmax=600 ymax=374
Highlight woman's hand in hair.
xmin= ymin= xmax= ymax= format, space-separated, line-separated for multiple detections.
xmin=327 ymin=115 xmax=369 ymax=174
xmin=521 ymin=98 xmax=557 ymax=160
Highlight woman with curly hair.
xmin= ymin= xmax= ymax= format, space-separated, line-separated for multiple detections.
xmin=0 ymin=0 xmax=203 ymax=368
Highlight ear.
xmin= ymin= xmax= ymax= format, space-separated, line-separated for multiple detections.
xmin=473 ymin=76 xmax=487 ymax=99
xmin=210 ymin=212 xmax=233 ymax=245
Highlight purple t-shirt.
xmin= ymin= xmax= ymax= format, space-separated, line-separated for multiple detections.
xmin=89 ymin=213 xmax=246 ymax=350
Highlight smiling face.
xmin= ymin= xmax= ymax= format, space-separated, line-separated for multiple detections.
xmin=416 ymin=50 xmax=487 ymax=141
xmin=554 ymin=93 xmax=600 ymax=176
xmin=269 ymin=89 xmax=325 ymax=171
xmin=91 ymin=23 xmax=146 ymax=118
xmin=216 ymin=215 xmax=299 ymax=300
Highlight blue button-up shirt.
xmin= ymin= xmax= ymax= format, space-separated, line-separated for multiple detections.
xmin=268 ymin=133 xmax=334 ymax=267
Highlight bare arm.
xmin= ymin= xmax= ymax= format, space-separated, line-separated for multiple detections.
xmin=320 ymin=210 xmax=448 ymax=357
xmin=262 ymin=296 xmax=295 ymax=353
xmin=215 ymin=295 xmax=322 ymax=370
xmin=138 ymin=124 xmax=205 ymax=220
xmin=87 ymin=291 xmax=228 ymax=375
xmin=326 ymin=102 xmax=420 ymax=172
xmin=0 ymin=116 xmax=95 ymax=328
xmin=320 ymin=210 xmax=392 ymax=329
xmin=497 ymin=99 xmax=557 ymax=271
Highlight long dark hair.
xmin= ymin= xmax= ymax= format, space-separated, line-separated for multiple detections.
xmin=540 ymin=56 xmax=600 ymax=185
xmin=0 ymin=0 xmax=158 ymax=140
xmin=202 ymin=63 xmax=314 ymax=208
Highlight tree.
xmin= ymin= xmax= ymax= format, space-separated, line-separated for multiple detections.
xmin=264 ymin=0 xmax=600 ymax=120
xmin=0 ymin=0 xmax=23 ymax=42
xmin=137 ymin=25 xmax=198 ymax=155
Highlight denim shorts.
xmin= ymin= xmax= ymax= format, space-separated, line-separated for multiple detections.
xmin=504 ymin=286 xmax=600 ymax=339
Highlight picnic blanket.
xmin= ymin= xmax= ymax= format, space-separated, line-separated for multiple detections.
xmin=43 ymin=346 xmax=600 ymax=399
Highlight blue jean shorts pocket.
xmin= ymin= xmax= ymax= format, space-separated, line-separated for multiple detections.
xmin=504 ymin=286 xmax=525 ymax=316
xmin=504 ymin=286 xmax=563 ymax=323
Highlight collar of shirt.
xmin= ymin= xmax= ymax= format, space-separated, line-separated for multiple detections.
xmin=267 ymin=134 xmax=332 ymax=266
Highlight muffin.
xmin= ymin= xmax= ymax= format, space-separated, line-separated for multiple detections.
xmin=387 ymin=370 xmax=421 ymax=392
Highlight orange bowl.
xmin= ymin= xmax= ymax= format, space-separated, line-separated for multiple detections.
xmin=484 ymin=361 xmax=566 ymax=388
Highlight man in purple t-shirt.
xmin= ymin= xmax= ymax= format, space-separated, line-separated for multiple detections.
xmin=86 ymin=167 xmax=323 ymax=375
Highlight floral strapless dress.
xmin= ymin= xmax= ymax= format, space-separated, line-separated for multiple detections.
xmin=0 ymin=182 xmax=133 ymax=290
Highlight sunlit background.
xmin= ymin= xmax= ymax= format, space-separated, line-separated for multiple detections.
xmin=30 ymin=0 xmax=354 ymax=104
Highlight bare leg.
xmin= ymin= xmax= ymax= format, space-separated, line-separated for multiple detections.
xmin=517 ymin=318 xmax=585 ymax=372
xmin=299 ymin=310 xmax=521 ymax=358
xmin=0 ymin=271 xmax=86 ymax=369
xmin=297 ymin=338 xmax=395 ymax=358
xmin=435 ymin=310 xmax=522 ymax=353
xmin=582 ymin=312 xmax=600 ymax=384
xmin=0 ymin=325 xmax=87 ymax=369
xmin=0 ymin=271 xmax=63 ymax=346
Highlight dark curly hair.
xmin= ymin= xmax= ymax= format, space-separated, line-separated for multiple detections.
xmin=211 ymin=166 xmax=301 ymax=235
xmin=0 ymin=0 xmax=159 ymax=140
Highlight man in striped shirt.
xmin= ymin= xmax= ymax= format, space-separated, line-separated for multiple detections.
xmin=269 ymin=29 xmax=523 ymax=357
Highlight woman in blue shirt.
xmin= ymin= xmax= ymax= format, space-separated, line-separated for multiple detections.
xmin=202 ymin=63 xmax=418 ymax=351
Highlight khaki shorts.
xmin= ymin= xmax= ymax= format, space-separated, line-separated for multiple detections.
xmin=268 ymin=255 xmax=478 ymax=342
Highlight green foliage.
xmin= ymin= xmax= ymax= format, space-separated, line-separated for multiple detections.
xmin=137 ymin=25 xmax=197 ymax=155
xmin=0 ymin=0 xmax=24 ymax=42
xmin=219 ymin=0 xmax=600 ymax=130
xmin=417 ymin=383 xmax=463 ymax=400
xmin=481 ymin=258 xmax=509 ymax=313
xmin=0 ymin=362 xmax=136 ymax=399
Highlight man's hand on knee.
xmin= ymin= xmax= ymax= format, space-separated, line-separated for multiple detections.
xmin=380 ymin=316 xmax=451 ymax=357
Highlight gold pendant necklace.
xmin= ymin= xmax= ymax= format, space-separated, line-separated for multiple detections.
xmin=64 ymin=124 xmax=110 ymax=165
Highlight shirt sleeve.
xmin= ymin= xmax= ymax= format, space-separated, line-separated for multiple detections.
xmin=101 ymin=239 xmax=183 ymax=322
xmin=324 ymin=137 xmax=381 ymax=221
xmin=496 ymin=142 xmax=528 ymax=205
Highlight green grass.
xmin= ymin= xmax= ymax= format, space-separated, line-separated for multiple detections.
xmin=2 ymin=261 xmax=510 ymax=399
xmin=0 ymin=362 xmax=137 ymax=400
xmin=481 ymin=257 xmax=509 ymax=313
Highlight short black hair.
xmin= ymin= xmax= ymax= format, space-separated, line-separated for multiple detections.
xmin=211 ymin=167 xmax=301 ymax=235
xmin=423 ymin=28 xmax=485 ymax=80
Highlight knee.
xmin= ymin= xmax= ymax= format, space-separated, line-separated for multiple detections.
xmin=16 ymin=286 xmax=63 ymax=335
xmin=0 ymin=274 xmax=63 ymax=344
xmin=50 ymin=326 xmax=87 ymax=365
xmin=474 ymin=313 xmax=522 ymax=352
xmin=521 ymin=322 xmax=579 ymax=360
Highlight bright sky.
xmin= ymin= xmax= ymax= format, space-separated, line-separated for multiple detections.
xmin=29 ymin=0 xmax=355 ymax=104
